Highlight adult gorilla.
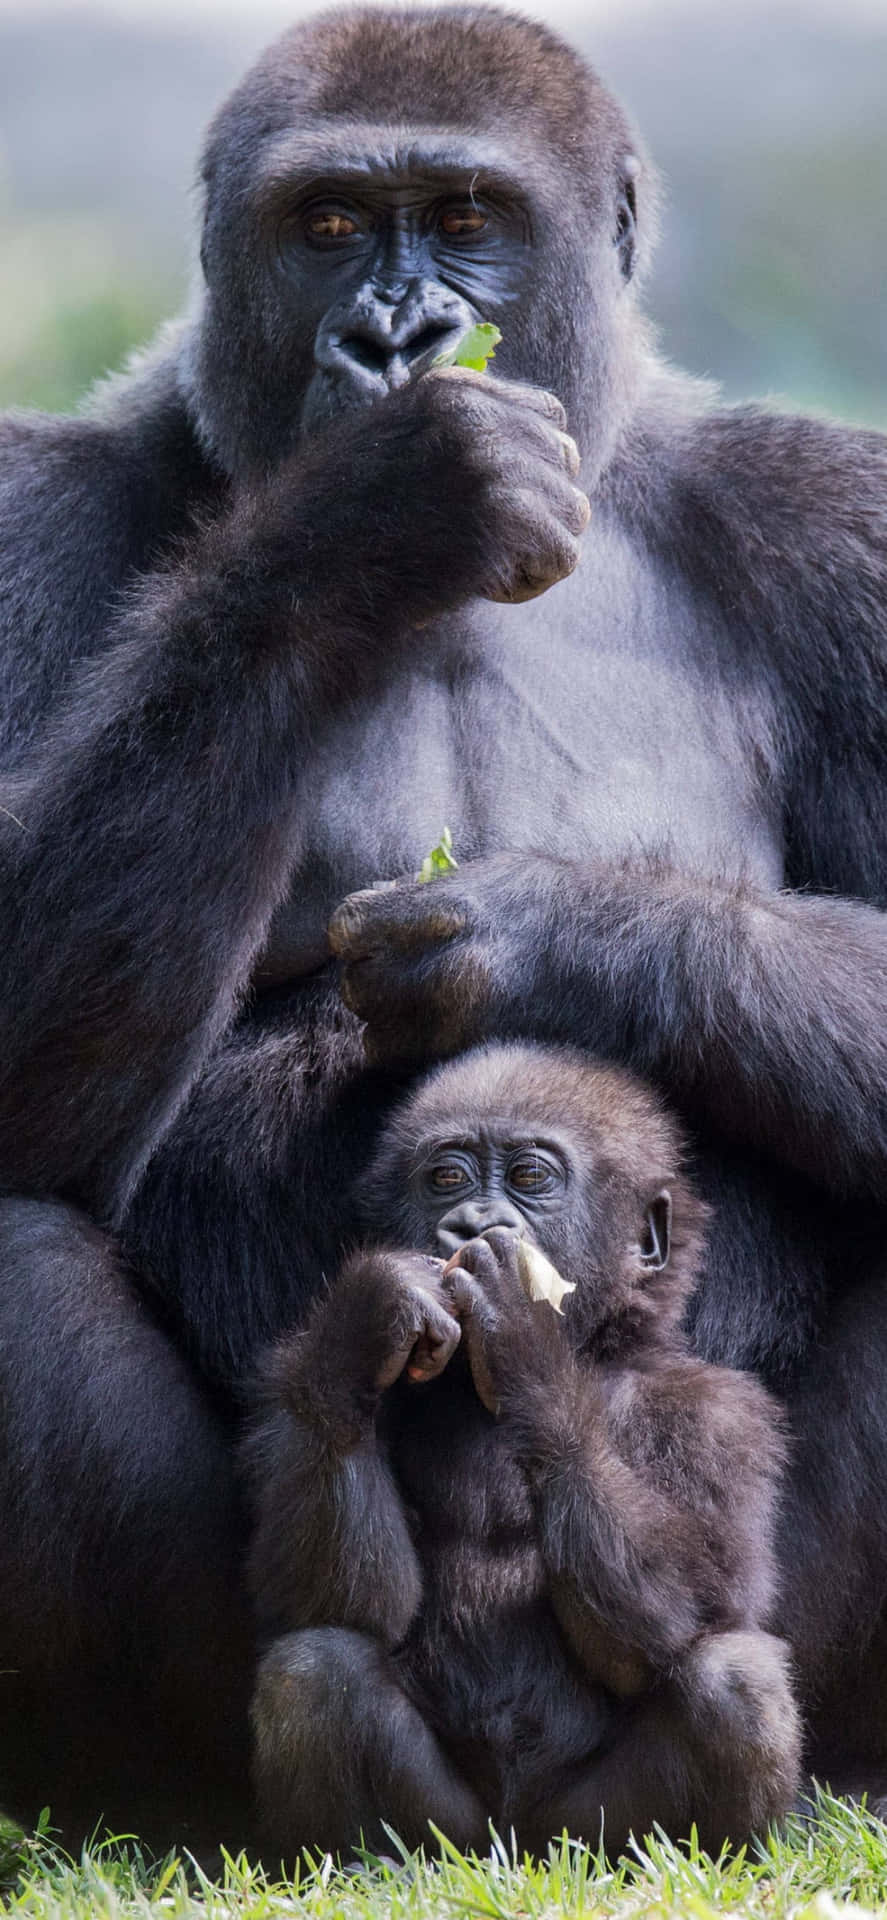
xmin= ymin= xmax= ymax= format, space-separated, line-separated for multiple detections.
xmin=0 ymin=2 xmax=886 ymax=1851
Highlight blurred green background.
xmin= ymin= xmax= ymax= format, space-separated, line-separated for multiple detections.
xmin=0 ymin=3 xmax=884 ymax=426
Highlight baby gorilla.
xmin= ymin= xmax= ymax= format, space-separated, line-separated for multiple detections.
xmin=247 ymin=1044 xmax=801 ymax=1860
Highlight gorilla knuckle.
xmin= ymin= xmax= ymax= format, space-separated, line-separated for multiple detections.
xmin=554 ymin=429 xmax=582 ymax=478
xmin=483 ymin=1225 xmax=521 ymax=1262
xmin=569 ymin=486 xmax=592 ymax=531
xmin=499 ymin=382 xmax=568 ymax=429
xmin=327 ymin=892 xmax=377 ymax=955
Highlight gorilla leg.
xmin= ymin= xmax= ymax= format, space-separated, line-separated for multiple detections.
xmin=525 ymin=1631 xmax=800 ymax=1858
xmin=0 ymin=1198 xmax=253 ymax=1849
xmin=252 ymin=1628 xmax=488 ymax=1859
xmin=777 ymin=1267 xmax=887 ymax=1800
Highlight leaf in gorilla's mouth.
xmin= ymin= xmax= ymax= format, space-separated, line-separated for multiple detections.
xmin=517 ymin=1240 xmax=576 ymax=1315
xmin=433 ymin=322 xmax=503 ymax=371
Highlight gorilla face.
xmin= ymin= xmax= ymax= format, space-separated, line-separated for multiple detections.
xmin=412 ymin=1126 xmax=573 ymax=1257
xmin=186 ymin=7 xmax=652 ymax=474
xmin=358 ymin=1042 xmax=708 ymax=1349
xmin=276 ymin=152 xmax=533 ymax=436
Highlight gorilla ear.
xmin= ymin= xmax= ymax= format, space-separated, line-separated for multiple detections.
xmin=614 ymin=156 xmax=639 ymax=282
xmin=638 ymin=1189 xmax=671 ymax=1272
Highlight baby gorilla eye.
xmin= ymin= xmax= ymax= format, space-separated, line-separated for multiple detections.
xmin=428 ymin=1163 xmax=471 ymax=1192
xmin=439 ymin=203 xmax=488 ymax=237
xmin=507 ymin=1150 xmax=566 ymax=1197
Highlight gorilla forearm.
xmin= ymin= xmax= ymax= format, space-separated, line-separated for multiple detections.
xmin=0 ymin=375 xmax=582 ymax=1217
xmin=247 ymin=1408 xmax=421 ymax=1646
xmin=334 ymin=853 xmax=887 ymax=1200
xmin=502 ymin=1367 xmax=746 ymax=1678
xmin=0 ymin=447 xmax=416 ymax=1213
xmin=246 ymin=1334 xmax=422 ymax=1647
xmin=542 ymin=859 xmax=887 ymax=1200
xmin=245 ymin=1250 xmax=461 ymax=1643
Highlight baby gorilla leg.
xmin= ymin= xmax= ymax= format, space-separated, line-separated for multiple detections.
xmin=252 ymin=1627 xmax=488 ymax=1858
xmin=524 ymin=1631 xmax=801 ymax=1858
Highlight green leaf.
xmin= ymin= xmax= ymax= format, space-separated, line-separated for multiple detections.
xmin=433 ymin=322 xmax=503 ymax=372
xmin=416 ymin=826 xmax=459 ymax=883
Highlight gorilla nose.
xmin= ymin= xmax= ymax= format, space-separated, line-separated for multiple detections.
xmin=321 ymin=279 xmax=476 ymax=394
xmin=338 ymin=316 xmax=455 ymax=382
xmin=435 ymin=1203 xmax=528 ymax=1259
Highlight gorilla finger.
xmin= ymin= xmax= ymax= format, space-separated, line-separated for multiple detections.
xmin=439 ymin=1286 xmax=500 ymax=1415
xmin=339 ymin=950 xmax=433 ymax=1026
xmin=555 ymin=430 xmax=582 ymax=479
xmin=439 ymin=1266 xmax=496 ymax=1328
xmin=490 ymin=523 xmax=583 ymax=603
xmin=481 ymin=1226 xmax=526 ymax=1268
xmin=434 ymin=365 xmax=568 ymax=429
xmin=406 ymin=1308 xmax=462 ymax=1383
xmin=330 ymin=885 xmax=467 ymax=960
xmin=328 ymin=889 xmax=385 ymax=957
xmin=442 ymin=1237 xmax=503 ymax=1288
xmin=463 ymin=1330 xmax=499 ymax=1414
xmin=338 ymin=955 xmax=377 ymax=1015
xmin=376 ymin=1333 xmax=427 ymax=1391
xmin=568 ymin=486 xmax=592 ymax=531
xmin=494 ymin=378 xmax=569 ymax=429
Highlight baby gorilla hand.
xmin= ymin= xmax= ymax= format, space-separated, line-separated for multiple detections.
xmin=442 ymin=1228 xmax=565 ymax=1415
xmin=289 ymin=1250 xmax=462 ymax=1437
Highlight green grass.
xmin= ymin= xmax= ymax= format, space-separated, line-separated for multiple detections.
xmin=3 ymin=1794 xmax=887 ymax=1920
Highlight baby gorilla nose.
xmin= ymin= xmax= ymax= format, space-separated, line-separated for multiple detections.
xmin=435 ymin=1200 xmax=528 ymax=1258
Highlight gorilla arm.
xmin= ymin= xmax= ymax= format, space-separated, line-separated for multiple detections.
xmin=245 ymin=1249 xmax=460 ymax=1644
xmin=0 ymin=371 xmax=585 ymax=1219
xmin=331 ymin=415 xmax=887 ymax=1204
xmin=444 ymin=1231 xmax=800 ymax=1851
xmin=245 ymin=1249 xmax=489 ymax=1857
xmin=443 ymin=1233 xmax=783 ymax=1688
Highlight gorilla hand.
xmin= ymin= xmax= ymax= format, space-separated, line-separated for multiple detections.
xmin=328 ymin=852 xmax=564 ymax=1065
xmin=297 ymin=369 xmax=589 ymax=627
xmin=442 ymin=1228 xmax=568 ymax=1416
xmin=417 ymin=367 xmax=590 ymax=605
xmin=278 ymin=1251 xmax=461 ymax=1441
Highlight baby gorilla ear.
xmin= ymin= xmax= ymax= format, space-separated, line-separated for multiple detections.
xmin=638 ymin=1189 xmax=672 ymax=1272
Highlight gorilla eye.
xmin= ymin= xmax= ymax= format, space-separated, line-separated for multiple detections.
xmin=304 ymin=209 xmax=360 ymax=244
xmin=425 ymin=1161 xmax=472 ymax=1193
xmin=439 ymin=204 xmax=488 ymax=238
xmin=507 ymin=1151 xmax=565 ymax=1197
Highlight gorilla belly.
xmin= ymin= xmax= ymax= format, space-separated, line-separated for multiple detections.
xmin=400 ymin=1603 xmax=613 ymax=1824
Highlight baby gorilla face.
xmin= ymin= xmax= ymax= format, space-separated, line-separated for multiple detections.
xmin=358 ymin=1044 xmax=701 ymax=1341
xmin=414 ymin=1134 xmax=573 ymax=1257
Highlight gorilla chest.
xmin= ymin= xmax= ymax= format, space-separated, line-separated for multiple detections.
xmin=286 ymin=575 xmax=783 ymax=959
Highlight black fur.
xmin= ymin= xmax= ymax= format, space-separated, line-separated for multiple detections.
xmin=0 ymin=1 xmax=885 ymax=1847
xmin=247 ymin=1044 xmax=801 ymax=1857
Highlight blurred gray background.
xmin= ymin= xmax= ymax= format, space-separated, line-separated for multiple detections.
xmin=0 ymin=0 xmax=884 ymax=424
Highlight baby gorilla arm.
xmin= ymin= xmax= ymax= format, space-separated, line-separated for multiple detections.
xmin=445 ymin=1231 xmax=801 ymax=1850
xmin=246 ymin=1249 xmax=459 ymax=1642
xmin=444 ymin=1232 xmax=784 ymax=1675
xmin=246 ymin=1251 xmax=487 ymax=1858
